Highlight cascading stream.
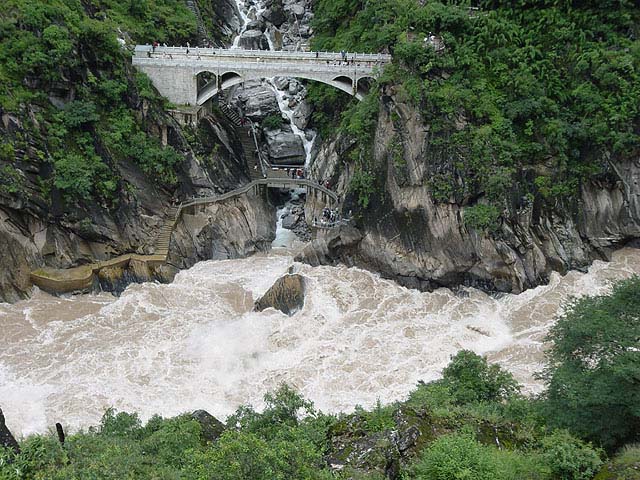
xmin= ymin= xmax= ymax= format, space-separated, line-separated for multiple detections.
xmin=231 ymin=0 xmax=315 ymax=168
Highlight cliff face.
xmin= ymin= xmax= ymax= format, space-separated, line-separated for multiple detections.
xmin=0 ymin=0 xmax=282 ymax=302
xmin=0 ymin=106 xmax=275 ymax=302
xmin=300 ymin=90 xmax=640 ymax=293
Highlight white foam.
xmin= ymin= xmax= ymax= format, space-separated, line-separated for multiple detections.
xmin=1 ymin=249 xmax=639 ymax=435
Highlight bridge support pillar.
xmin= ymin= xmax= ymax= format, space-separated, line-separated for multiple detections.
xmin=135 ymin=64 xmax=198 ymax=106
xmin=161 ymin=125 xmax=168 ymax=146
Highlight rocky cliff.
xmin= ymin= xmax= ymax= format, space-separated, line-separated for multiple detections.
xmin=0 ymin=0 xmax=278 ymax=303
xmin=0 ymin=104 xmax=276 ymax=302
xmin=300 ymin=89 xmax=640 ymax=293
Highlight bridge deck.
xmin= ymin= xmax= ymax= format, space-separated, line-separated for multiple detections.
xmin=134 ymin=45 xmax=391 ymax=63
xmin=132 ymin=46 xmax=392 ymax=105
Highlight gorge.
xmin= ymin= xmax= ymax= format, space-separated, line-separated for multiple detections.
xmin=0 ymin=0 xmax=639 ymax=478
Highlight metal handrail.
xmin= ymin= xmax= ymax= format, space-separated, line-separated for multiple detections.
xmin=247 ymin=118 xmax=269 ymax=178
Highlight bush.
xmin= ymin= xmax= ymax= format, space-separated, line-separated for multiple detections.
xmin=594 ymin=444 xmax=640 ymax=480
xmin=350 ymin=170 xmax=376 ymax=208
xmin=262 ymin=114 xmax=284 ymax=130
xmin=463 ymin=204 xmax=501 ymax=232
xmin=540 ymin=430 xmax=603 ymax=480
xmin=409 ymin=432 xmax=501 ymax=480
xmin=442 ymin=350 xmax=520 ymax=405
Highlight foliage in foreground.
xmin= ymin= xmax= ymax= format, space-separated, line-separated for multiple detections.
xmin=1 ymin=277 xmax=638 ymax=479
xmin=541 ymin=277 xmax=640 ymax=452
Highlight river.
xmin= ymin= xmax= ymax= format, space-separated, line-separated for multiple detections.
xmin=1 ymin=247 xmax=639 ymax=437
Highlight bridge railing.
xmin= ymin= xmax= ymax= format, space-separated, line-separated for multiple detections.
xmin=133 ymin=58 xmax=384 ymax=78
xmin=134 ymin=45 xmax=392 ymax=63
xmin=179 ymin=178 xmax=338 ymax=211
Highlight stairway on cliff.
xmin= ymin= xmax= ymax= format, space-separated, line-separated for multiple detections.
xmin=218 ymin=103 xmax=264 ymax=180
xmin=154 ymin=205 xmax=180 ymax=256
xmin=185 ymin=0 xmax=211 ymax=47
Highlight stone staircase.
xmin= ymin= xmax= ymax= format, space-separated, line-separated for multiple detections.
xmin=154 ymin=205 xmax=180 ymax=256
xmin=185 ymin=0 xmax=211 ymax=47
xmin=218 ymin=103 xmax=265 ymax=179
xmin=219 ymin=102 xmax=242 ymax=126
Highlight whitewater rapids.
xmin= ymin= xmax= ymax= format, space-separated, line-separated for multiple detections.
xmin=1 ymin=248 xmax=639 ymax=437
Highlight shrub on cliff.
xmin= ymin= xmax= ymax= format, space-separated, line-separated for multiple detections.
xmin=0 ymin=0 xmax=196 ymax=206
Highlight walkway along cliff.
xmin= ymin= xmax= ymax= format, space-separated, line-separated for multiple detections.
xmin=29 ymin=123 xmax=339 ymax=294
xmin=29 ymin=45 xmax=382 ymax=296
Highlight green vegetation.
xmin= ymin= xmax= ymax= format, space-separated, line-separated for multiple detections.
xmin=540 ymin=277 xmax=640 ymax=452
xmin=262 ymin=114 xmax=285 ymax=130
xmin=0 ymin=0 xmax=197 ymax=207
xmin=464 ymin=203 xmax=501 ymax=232
xmin=2 ymin=277 xmax=637 ymax=479
xmin=309 ymin=0 xmax=640 ymax=222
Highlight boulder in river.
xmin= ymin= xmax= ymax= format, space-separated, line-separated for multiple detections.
xmin=238 ymin=29 xmax=269 ymax=50
xmin=254 ymin=273 xmax=305 ymax=315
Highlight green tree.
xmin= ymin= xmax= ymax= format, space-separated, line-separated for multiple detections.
xmin=540 ymin=430 xmax=603 ymax=480
xmin=409 ymin=432 xmax=501 ymax=480
xmin=541 ymin=277 xmax=640 ymax=451
xmin=442 ymin=350 xmax=520 ymax=405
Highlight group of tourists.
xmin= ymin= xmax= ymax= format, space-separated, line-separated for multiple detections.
xmin=314 ymin=207 xmax=340 ymax=227
xmin=288 ymin=168 xmax=305 ymax=179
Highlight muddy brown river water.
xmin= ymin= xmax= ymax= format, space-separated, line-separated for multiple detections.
xmin=1 ymin=248 xmax=639 ymax=437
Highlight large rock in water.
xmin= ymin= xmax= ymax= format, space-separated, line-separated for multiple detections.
xmin=238 ymin=29 xmax=269 ymax=50
xmin=0 ymin=408 xmax=20 ymax=454
xmin=254 ymin=273 xmax=305 ymax=315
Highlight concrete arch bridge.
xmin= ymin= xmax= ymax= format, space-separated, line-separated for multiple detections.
xmin=132 ymin=46 xmax=392 ymax=106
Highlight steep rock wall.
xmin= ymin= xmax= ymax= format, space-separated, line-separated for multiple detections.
xmin=300 ymin=91 xmax=640 ymax=293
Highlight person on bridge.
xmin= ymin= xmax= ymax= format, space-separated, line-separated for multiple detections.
xmin=152 ymin=41 xmax=158 ymax=53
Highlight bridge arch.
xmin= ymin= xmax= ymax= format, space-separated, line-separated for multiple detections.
xmin=196 ymin=72 xmax=376 ymax=106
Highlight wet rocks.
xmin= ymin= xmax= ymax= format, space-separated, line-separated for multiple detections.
xmin=263 ymin=3 xmax=286 ymax=27
xmin=295 ymin=226 xmax=363 ymax=267
xmin=238 ymin=29 xmax=269 ymax=50
xmin=0 ymin=408 xmax=20 ymax=454
xmin=264 ymin=125 xmax=306 ymax=165
xmin=169 ymin=194 xmax=276 ymax=269
xmin=292 ymin=101 xmax=312 ymax=130
xmin=254 ymin=273 xmax=305 ymax=315
xmin=190 ymin=410 xmax=225 ymax=443
xmin=233 ymin=81 xmax=281 ymax=121
xmin=281 ymin=203 xmax=312 ymax=241
xmin=326 ymin=408 xmax=426 ymax=480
